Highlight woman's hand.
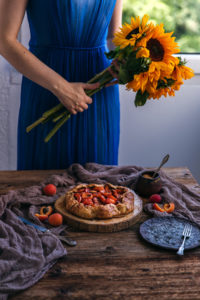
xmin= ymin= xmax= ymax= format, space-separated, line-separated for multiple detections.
xmin=0 ymin=1 xmax=100 ymax=116
xmin=53 ymin=81 xmax=100 ymax=115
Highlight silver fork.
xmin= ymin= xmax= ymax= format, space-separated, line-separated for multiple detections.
xmin=177 ymin=224 xmax=192 ymax=256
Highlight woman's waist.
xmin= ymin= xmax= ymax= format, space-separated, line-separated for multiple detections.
xmin=29 ymin=43 xmax=107 ymax=51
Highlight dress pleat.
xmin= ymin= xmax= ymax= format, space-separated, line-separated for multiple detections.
xmin=17 ymin=0 xmax=119 ymax=170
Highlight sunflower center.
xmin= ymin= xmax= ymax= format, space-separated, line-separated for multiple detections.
xmin=146 ymin=38 xmax=164 ymax=61
xmin=126 ymin=28 xmax=139 ymax=40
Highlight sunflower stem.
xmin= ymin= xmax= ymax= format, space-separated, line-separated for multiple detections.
xmin=52 ymin=110 xmax=69 ymax=122
xmin=44 ymin=112 xmax=71 ymax=143
xmin=87 ymin=66 xmax=111 ymax=84
xmin=42 ymin=108 xmax=66 ymax=124
xmin=26 ymin=61 xmax=120 ymax=140
xmin=43 ymin=103 xmax=64 ymax=118
xmin=26 ymin=116 xmax=47 ymax=133
xmin=26 ymin=103 xmax=64 ymax=132
xmin=86 ymin=70 xmax=114 ymax=96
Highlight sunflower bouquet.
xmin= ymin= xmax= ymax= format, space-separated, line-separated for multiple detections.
xmin=27 ymin=14 xmax=194 ymax=142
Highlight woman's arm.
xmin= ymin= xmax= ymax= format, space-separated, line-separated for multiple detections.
xmin=107 ymin=0 xmax=123 ymax=51
xmin=105 ymin=0 xmax=123 ymax=86
xmin=0 ymin=0 xmax=99 ymax=114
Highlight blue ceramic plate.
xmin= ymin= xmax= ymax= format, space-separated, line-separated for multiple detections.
xmin=139 ymin=216 xmax=200 ymax=250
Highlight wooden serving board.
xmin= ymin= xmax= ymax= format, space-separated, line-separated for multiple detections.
xmin=55 ymin=190 xmax=143 ymax=232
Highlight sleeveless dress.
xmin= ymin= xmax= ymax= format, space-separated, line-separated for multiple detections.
xmin=17 ymin=0 xmax=120 ymax=170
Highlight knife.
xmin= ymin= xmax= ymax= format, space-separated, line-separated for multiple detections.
xmin=18 ymin=216 xmax=77 ymax=247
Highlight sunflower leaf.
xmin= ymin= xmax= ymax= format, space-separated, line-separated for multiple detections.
xmin=105 ymin=46 xmax=121 ymax=59
xmin=178 ymin=56 xmax=187 ymax=66
xmin=157 ymin=78 xmax=175 ymax=89
xmin=125 ymin=57 xmax=151 ymax=76
xmin=135 ymin=90 xmax=149 ymax=107
xmin=118 ymin=66 xmax=133 ymax=84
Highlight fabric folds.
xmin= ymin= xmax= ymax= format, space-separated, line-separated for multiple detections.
xmin=17 ymin=0 xmax=119 ymax=170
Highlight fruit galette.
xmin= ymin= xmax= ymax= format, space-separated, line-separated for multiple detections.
xmin=65 ymin=183 xmax=135 ymax=219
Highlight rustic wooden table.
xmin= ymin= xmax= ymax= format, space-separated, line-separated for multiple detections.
xmin=1 ymin=167 xmax=200 ymax=300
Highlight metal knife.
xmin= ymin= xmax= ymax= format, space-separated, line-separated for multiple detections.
xmin=18 ymin=216 xmax=77 ymax=247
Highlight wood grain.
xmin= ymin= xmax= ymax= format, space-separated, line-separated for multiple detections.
xmin=1 ymin=167 xmax=200 ymax=300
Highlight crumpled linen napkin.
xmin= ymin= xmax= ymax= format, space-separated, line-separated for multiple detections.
xmin=1 ymin=162 xmax=200 ymax=299
xmin=61 ymin=163 xmax=200 ymax=225
xmin=0 ymin=177 xmax=72 ymax=300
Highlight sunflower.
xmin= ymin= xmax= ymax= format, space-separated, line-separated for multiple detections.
xmin=136 ymin=48 xmax=150 ymax=58
xmin=148 ymin=81 xmax=183 ymax=100
xmin=126 ymin=62 xmax=174 ymax=94
xmin=149 ymin=87 xmax=174 ymax=99
xmin=112 ymin=14 xmax=153 ymax=49
xmin=138 ymin=24 xmax=180 ymax=61
xmin=147 ymin=75 xmax=183 ymax=100
xmin=142 ymin=25 xmax=179 ymax=73
xmin=172 ymin=64 xmax=194 ymax=81
xmin=126 ymin=24 xmax=181 ymax=95
xmin=126 ymin=72 xmax=149 ymax=93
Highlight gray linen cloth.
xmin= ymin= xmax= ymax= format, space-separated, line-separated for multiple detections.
xmin=1 ymin=163 xmax=200 ymax=299
xmin=65 ymin=163 xmax=200 ymax=224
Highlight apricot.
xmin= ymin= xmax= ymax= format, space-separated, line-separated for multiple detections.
xmin=48 ymin=213 xmax=63 ymax=226
xmin=35 ymin=213 xmax=48 ymax=221
xmin=40 ymin=205 xmax=53 ymax=216
xmin=43 ymin=184 xmax=57 ymax=196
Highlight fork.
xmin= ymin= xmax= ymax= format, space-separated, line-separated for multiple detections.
xmin=177 ymin=224 xmax=192 ymax=256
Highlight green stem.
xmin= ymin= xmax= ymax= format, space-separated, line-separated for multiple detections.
xmin=87 ymin=66 xmax=111 ymax=84
xmin=86 ymin=70 xmax=114 ymax=96
xmin=26 ymin=103 xmax=64 ymax=132
xmin=44 ymin=111 xmax=71 ymax=143
xmin=43 ymin=103 xmax=64 ymax=118
xmin=26 ymin=116 xmax=46 ymax=133
xmin=52 ymin=110 xmax=69 ymax=122
xmin=42 ymin=108 xmax=66 ymax=124
xmin=26 ymin=63 xmax=118 ymax=141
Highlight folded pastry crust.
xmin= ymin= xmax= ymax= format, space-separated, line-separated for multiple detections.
xmin=65 ymin=183 xmax=134 ymax=220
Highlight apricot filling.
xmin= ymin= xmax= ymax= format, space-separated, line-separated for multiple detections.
xmin=73 ymin=184 xmax=126 ymax=206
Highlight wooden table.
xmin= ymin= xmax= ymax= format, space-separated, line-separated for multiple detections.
xmin=1 ymin=167 xmax=200 ymax=300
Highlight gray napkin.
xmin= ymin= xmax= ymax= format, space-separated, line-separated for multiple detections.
xmin=0 ymin=182 xmax=69 ymax=300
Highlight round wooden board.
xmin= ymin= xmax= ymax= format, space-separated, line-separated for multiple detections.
xmin=54 ymin=190 xmax=143 ymax=232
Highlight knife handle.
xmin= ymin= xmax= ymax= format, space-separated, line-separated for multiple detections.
xmin=18 ymin=216 xmax=77 ymax=247
xmin=18 ymin=216 xmax=47 ymax=232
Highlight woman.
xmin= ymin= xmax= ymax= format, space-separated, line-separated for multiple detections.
xmin=0 ymin=0 xmax=123 ymax=170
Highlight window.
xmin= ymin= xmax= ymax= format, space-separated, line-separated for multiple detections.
xmin=122 ymin=0 xmax=200 ymax=54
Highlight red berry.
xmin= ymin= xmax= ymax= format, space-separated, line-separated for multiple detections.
xmin=149 ymin=194 xmax=162 ymax=203
xmin=43 ymin=184 xmax=57 ymax=196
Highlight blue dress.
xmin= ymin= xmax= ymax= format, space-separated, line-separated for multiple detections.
xmin=17 ymin=0 xmax=120 ymax=170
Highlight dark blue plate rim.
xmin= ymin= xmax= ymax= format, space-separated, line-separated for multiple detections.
xmin=139 ymin=216 xmax=200 ymax=251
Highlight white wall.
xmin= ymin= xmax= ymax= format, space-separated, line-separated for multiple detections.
xmin=0 ymin=16 xmax=28 ymax=170
xmin=118 ymin=78 xmax=200 ymax=183
xmin=0 ymin=16 xmax=200 ymax=183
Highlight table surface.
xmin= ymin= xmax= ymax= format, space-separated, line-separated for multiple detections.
xmin=1 ymin=167 xmax=200 ymax=300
